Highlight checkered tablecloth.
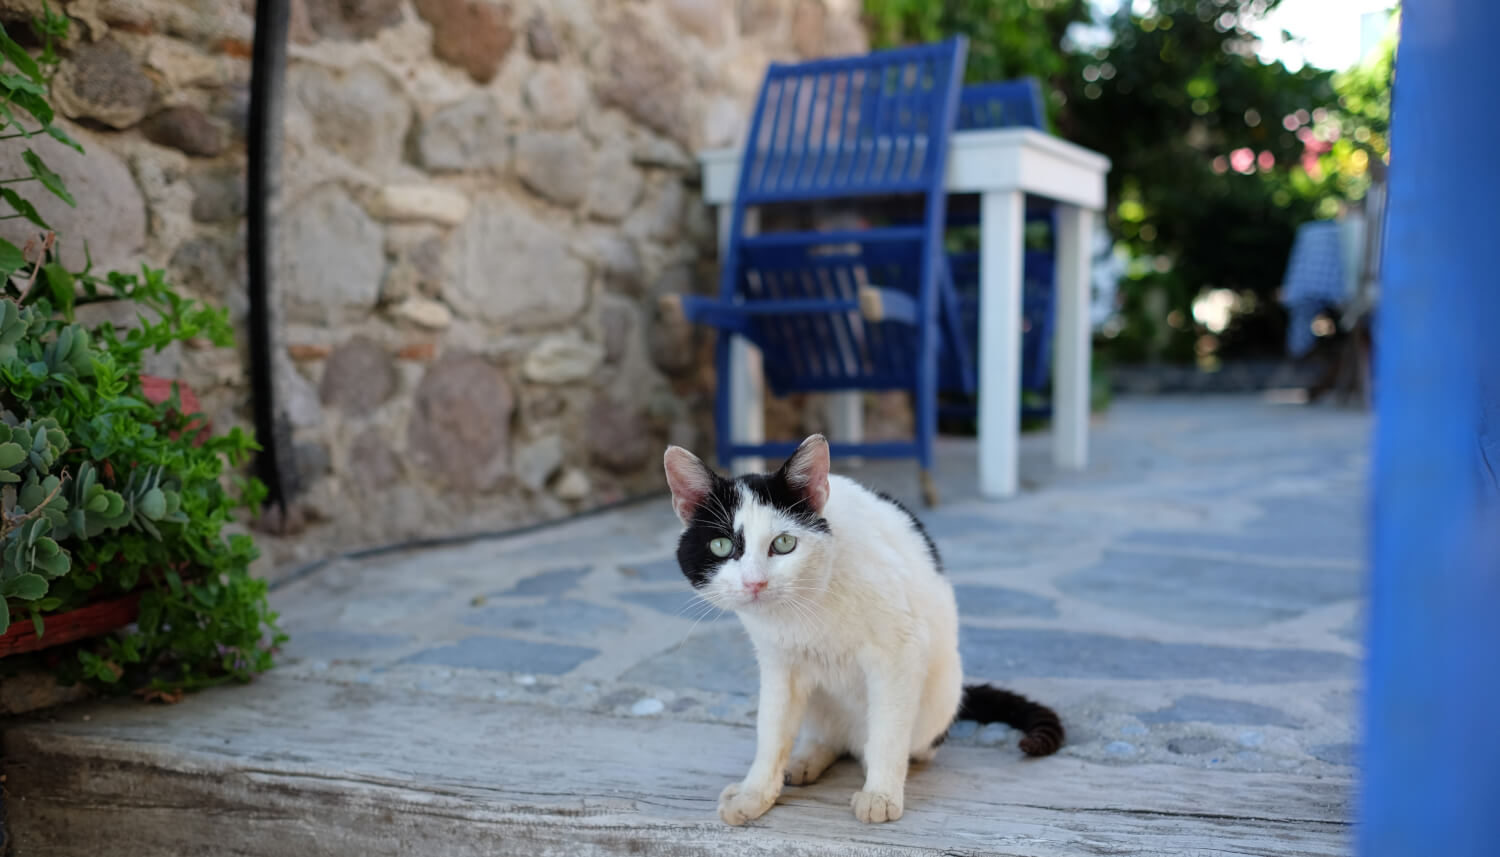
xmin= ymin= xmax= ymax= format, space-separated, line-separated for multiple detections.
xmin=1281 ymin=220 xmax=1350 ymax=357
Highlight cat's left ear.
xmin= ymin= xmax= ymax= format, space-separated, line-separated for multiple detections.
xmin=664 ymin=446 xmax=718 ymax=525
xmin=781 ymin=434 xmax=831 ymax=513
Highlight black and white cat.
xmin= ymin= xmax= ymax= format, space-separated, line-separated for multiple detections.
xmin=663 ymin=434 xmax=1063 ymax=826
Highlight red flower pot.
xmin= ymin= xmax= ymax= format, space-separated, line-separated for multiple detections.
xmin=0 ymin=592 xmax=141 ymax=656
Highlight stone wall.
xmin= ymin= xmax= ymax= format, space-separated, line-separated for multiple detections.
xmin=0 ymin=0 xmax=868 ymax=568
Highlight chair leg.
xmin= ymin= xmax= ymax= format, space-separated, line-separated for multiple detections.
xmin=1356 ymin=319 xmax=1374 ymax=411
xmin=714 ymin=333 xmax=733 ymax=469
xmin=920 ymin=468 xmax=940 ymax=507
xmin=917 ymin=301 xmax=940 ymax=507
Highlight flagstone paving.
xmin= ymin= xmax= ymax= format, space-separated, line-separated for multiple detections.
xmin=263 ymin=394 xmax=1368 ymax=776
xmin=3 ymin=395 xmax=1369 ymax=856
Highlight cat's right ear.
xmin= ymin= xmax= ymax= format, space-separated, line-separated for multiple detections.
xmin=664 ymin=446 xmax=717 ymax=525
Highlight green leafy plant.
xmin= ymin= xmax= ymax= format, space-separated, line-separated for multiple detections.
xmin=0 ymin=287 xmax=282 ymax=691
xmin=0 ymin=9 xmax=282 ymax=692
xmin=0 ymin=5 xmax=82 ymax=288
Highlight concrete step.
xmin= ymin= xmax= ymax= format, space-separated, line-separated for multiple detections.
xmin=4 ymin=671 xmax=1350 ymax=856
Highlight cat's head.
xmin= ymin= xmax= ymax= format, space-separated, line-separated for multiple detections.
xmin=662 ymin=435 xmax=834 ymax=612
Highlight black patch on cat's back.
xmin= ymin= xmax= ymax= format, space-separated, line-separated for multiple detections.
xmin=740 ymin=473 xmax=832 ymax=534
xmin=874 ymin=490 xmax=942 ymax=572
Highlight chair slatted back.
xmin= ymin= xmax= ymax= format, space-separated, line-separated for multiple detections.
xmin=734 ymin=40 xmax=969 ymax=208
xmin=720 ymin=38 xmax=968 ymax=393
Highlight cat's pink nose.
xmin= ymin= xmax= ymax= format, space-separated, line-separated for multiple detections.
xmin=745 ymin=580 xmax=767 ymax=596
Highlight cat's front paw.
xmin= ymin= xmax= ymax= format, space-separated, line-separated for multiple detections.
xmin=851 ymin=789 xmax=903 ymax=823
xmin=718 ymin=781 xmax=777 ymax=826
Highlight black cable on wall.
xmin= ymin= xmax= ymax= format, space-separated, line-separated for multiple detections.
xmin=246 ymin=0 xmax=293 ymax=513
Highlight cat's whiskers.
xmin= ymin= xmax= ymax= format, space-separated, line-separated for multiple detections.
xmin=776 ymin=582 xmax=833 ymax=604
xmin=674 ymin=592 xmax=717 ymax=619
xmin=692 ymin=486 xmax=734 ymax=533
xmin=706 ymin=491 xmax=735 ymax=532
xmin=674 ymin=595 xmax=724 ymax=651
xmin=778 ymin=596 xmax=817 ymax=628
xmin=770 ymin=587 xmax=829 ymax=632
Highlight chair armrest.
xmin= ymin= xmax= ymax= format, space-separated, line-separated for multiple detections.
xmin=664 ymin=294 xmax=879 ymax=327
xmin=659 ymin=294 xmax=753 ymax=336
xmin=858 ymin=286 xmax=919 ymax=325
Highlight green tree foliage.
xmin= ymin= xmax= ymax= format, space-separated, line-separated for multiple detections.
xmin=1293 ymin=30 xmax=1394 ymax=205
xmin=864 ymin=0 xmax=1396 ymax=364
xmin=1060 ymin=0 xmax=1336 ymax=361
xmin=864 ymin=0 xmax=1090 ymax=114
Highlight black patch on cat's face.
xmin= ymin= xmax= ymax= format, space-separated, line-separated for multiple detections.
xmin=874 ymin=490 xmax=942 ymax=572
xmin=675 ymin=468 xmax=831 ymax=588
xmin=740 ymin=471 xmax=832 ymax=535
xmin=676 ymin=474 xmax=743 ymax=588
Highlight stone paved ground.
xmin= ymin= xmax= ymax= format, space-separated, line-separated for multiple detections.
xmin=269 ymin=394 xmax=1367 ymax=775
xmin=4 ymin=395 xmax=1369 ymax=855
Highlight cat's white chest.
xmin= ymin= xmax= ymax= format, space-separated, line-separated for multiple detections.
xmin=743 ymin=621 xmax=872 ymax=732
xmin=795 ymin=640 xmax=864 ymax=696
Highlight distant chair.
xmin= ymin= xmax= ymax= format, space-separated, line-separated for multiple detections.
xmin=1281 ymin=220 xmax=1348 ymax=360
xmin=939 ymin=77 xmax=1061 ymax=421
xmin=671 ymin=38 xmax=970 ymax=504
xmin=957 ymin=77 xmax=1046 ymax=130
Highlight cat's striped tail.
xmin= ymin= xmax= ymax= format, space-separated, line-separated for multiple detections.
xmin=957 ymin=684 xmax=1065 ymax=756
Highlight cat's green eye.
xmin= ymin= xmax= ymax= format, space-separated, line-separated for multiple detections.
xmin=771 ymin=533 xmax=798 ymax=555
xmin=709 ymin=537 xmax=734 ymax=558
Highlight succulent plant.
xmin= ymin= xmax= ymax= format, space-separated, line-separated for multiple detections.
xmin=55 ymin=461 xmax=122 ymax=539
xmin=0 ymin=300 xmax=49 ymax=366
xmin=0 ymin=415 xmax=68 ymax=484
xmin=63 ymin=462 xmax=182 ymax=540
xmin=40 ymin=323 xmax=94 ymax=378
xmin=2 ymin=516 xmax=68 ymax=581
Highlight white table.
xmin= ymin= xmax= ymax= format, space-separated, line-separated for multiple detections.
xmin=698 ymin=128 xmax=1111 ymax=498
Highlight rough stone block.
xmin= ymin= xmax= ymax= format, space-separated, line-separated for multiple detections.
xmin=413 ymin=0 xmax=515 ymax=84
xmin=407 ymin=352 xmax=513 ymax=492
xmin=53 ymin=39 xmax=153 ymax=129
xmin=445 ymin=193 xmax=587 ymax=326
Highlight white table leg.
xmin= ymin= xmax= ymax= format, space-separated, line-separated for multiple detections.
xmin=720 ymin=206 xmax=765 ymax=475
xmin=1052 ymin=204 xmax=1094 ymax=471
xmin=977 ymin=190 xmax=1026 ymax=499
xmin=827 ymin=393 xmax=863 ymax=464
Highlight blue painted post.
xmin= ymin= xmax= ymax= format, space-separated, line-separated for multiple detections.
xmin=1361 ymin=4 xmax=1500 ymax=856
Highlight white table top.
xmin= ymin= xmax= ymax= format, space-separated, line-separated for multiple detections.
xmin=697 ymin=127 xmax=1112 ymax=211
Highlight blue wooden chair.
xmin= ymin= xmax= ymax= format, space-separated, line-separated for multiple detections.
xmin=938 ymin=78 xmax=1060 ymax=421
xmin=677 ymin=37 xmax=970 ymax=504
xmin=940 ymin=247 xmax=1057 ymax=419
xmin=957 ymin=77 xmax=1046 ymax=130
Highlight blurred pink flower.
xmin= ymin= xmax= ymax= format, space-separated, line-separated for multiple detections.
xmin=1303 ymin=150 xmax=1323 ymax=179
